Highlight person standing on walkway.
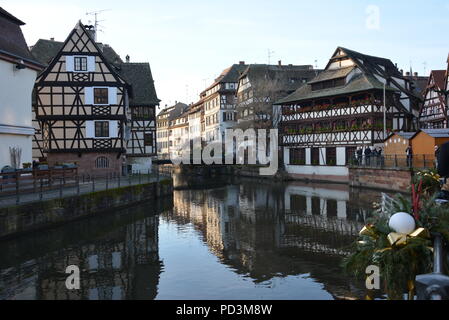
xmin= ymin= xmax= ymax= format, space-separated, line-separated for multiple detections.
xmin=436 ymin=142 xmax=449 ymax=202
xmin=364 ymin=145 xmax=372 ymax=166
xmin=356 ymin=147 xmax=363 ymax=166
xmin=406 ymin=145 xmax=413 ymax=168
xmin=435 ymin=145 xmax=440 ymax=169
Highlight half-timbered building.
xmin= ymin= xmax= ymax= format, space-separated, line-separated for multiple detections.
xmin=119 ymin=62 xmax=160 ymax=172
xmin=202 ymin=62 xmax=248 ymax=142
xmin=31 ymin=22 xmax=159 ymax=174
xmin=156 ymin=102 xmax=188 ymax=160
xmin=32 ymin=22 xmax=129 ymax=175
xmin=419 ymin=70 xmax=447 ymax=129
xmin=277 ymin=47 xmax=421 ymax=182
xmin=236 ymin=62 xmax=320 ymax=129
xmin=169 ymin=106 xmax=190 ymax=161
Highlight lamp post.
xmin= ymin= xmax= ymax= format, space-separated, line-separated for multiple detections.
xmin=383 ymin=83 xmax=387 ymax=139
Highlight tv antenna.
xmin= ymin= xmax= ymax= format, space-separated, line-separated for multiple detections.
xmin=268 ymin=49 xmax=275 ymax=65
xmin=86 ymin=9 xmax=110 ymax=41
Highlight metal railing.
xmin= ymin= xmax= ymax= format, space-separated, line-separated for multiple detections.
xmin=0 ymin=166 xmax=172 ymax=207
xmin=348 ymin=154 xmax=436 ymax=170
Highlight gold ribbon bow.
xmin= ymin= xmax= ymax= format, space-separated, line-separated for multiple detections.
xmin=387 ymin=227 xmax=429 ymax=246
xmin=359 ymin=224 xmax=377 ymax=238
xmin=358 ymin=224 xmax=430 ymax=247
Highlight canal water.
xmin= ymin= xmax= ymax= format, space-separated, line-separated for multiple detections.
xmin=0 ymin=174 xmax=388 ymax=300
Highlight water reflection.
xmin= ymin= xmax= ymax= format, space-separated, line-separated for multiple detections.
xmin=0 ymin=174 xmax=389 ymax=300
xmin=0 ymin=203 xmax=167 ymax=300
xmin=161 ymin=175 xmax=383 ymax=299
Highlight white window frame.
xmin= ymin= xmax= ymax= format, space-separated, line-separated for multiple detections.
xmin=85 ymin=87 xmax=118 ymax=106
xmin=66 ymin=55 xmax=95 ymax=73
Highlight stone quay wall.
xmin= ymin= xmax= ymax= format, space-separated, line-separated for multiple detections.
xmin=0 ymin=179 xmax=173 ymax=239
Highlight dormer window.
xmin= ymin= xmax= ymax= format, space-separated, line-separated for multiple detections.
xmin=311 ymin=77 xmax=346 ymax=91
xmin=74 ymin=56 xmax=88 ymax=72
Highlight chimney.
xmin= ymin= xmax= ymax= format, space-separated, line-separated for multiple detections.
xmin=406 ymin=72 xmax=411 ymax=76
xmin=84 ymin=25 xmax=96 ymax=41
xmin=126 ymin=55 xmax=130 ymax=63
xmin=278 ymin=60 xmax=282 ymax=66
xmin=50 ymin=37 xmax=54 ymax=41
xmin=239 ymin=61 xmax=245 ymax=65
xmin=414 ymin=72 xmax=418 ymax=77
xmin=400 ymin=69 xmax=404 ymax=75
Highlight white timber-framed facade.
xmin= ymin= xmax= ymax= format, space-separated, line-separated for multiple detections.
xmin=32 ymin=22 xmax=130 ymax=175
xmin=419 ymin=70 xmax=447 ymax=129
xmin=277 ymin=47 xmax=422 ymax=182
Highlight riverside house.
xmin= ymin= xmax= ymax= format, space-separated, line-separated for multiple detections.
xmin=0 ymin=8 xmax=43 ymax=170
xmin=30 ymin=22 xmax=159 ymax=174
xmin=202 ymin=62 xmax=248 ymax=143
xmin=236 ymin=62 xmax=320 ymax=129
xmin=419 ymin=70 xmax=447 ymax=129
xmin=277 ymin=47 xmax=422 ymax=182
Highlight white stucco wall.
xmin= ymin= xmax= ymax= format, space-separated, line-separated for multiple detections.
xmin=0 ymin=59 xmax=37 ymax=169
xmin=0 ymin=134 xmax=33 ymax=169
xmin=284 ymin=147 xmax=348 ymax=178
xmin=285 ymin=164 xmax=349 ymax=177
xmin=127 ymin=157 xmax=152 ymax=173
xmin=336 ymin=147 xmax=346 ymax=166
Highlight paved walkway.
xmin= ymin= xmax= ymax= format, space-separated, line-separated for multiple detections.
xmin=0 ymin=174 xmax=171 ymax=208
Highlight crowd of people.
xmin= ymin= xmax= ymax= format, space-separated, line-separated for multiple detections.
xmin=354 ymin=146 xmax=384 ymax=166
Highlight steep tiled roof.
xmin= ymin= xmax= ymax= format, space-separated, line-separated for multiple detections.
xmin=430 ymin=70 xmax=446 ymax=91
xmin=0 ymin=7 xmax=41 ymax=66
xmin=168 ymin=103 xmax=189 ymax=121
xmin=29 ymin=39 xmax=63 ymax=65
xmin=276 ymin=47 xmax=414 ymax=105
xmin=202 ymin=63 xmax=248 ymax=93
xmin=308 ymin=66 xmax=354 ymax=84
xmin=240 ymin=64 xmax=318 ymax=93
xmin=118 ymin=62 xmax=160 ymax=106
xmin=0 ymin=7 xmax=24 ymax=25
xmin=276 ymin=73 xmax=396 ymax=104
xmin=30 ymin=37 xmax=158 ymax=106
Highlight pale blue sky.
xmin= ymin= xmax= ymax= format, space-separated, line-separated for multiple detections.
xmin=3 ymin=0 xmax=449 ymax=109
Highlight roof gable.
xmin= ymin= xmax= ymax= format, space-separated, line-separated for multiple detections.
xmin=430 ymin=70 xmax=446 ymax=91
xmin=36 ymin=21 xmax=127 ymax=86
xmin=31 ymin=35 xmax=159 ymax=106
xmin=276 ymin=47 xmax=414 ymax=105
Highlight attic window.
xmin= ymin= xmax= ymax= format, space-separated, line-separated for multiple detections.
xmin=74 ymin=57 xmax=87 ymax=72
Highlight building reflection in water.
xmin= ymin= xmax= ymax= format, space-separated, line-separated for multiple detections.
xmin=0 ymin=204 xmax=165 ymax=300
xmin=166 ymin=176 xmax=383 ymax=299
xmin=0 ymin=174 xmax=389 ymax=300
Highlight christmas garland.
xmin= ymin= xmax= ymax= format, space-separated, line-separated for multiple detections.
xmin=342 ymin=189 xmax=449 ymax=300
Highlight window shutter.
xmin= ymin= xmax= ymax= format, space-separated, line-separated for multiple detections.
xmin=110 ymin=121 xmax=119 ymax=138
xmin=87 ymin=56 xmax=96 ymax=72
xmin=84 ymin=87 xmax=93 ymax=105
xmin=65 ymin=56 xmax=74 ymax=72
xmin=85 ymin=121 xmax=94 ymax=138
xmin=108 ymin=87 xmax=118 ymax=105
